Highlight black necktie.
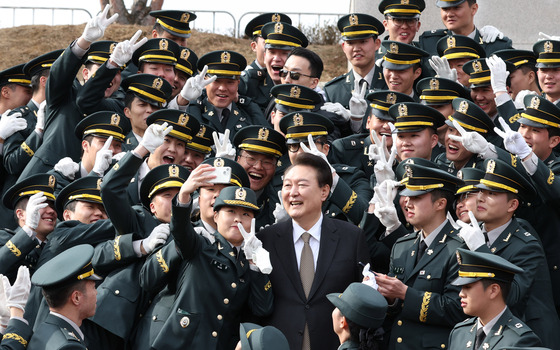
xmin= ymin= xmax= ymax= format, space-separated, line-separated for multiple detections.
xmin=483 ymin=231 xmax=489 ymax=246
xmin=416 ymin=240 xmax=427 ymax=265
xmin=475 ymin=327 xmax=486 ymax=349
xmin=359 ymin=78 xmax=369 ymax=91
xmin=221 ymin=108 xmax=230 ymax=127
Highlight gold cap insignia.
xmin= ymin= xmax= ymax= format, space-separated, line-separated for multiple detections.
xmin=458 ymin=100 xmax=469 ymax=114
xmin=48 ymin=175 xmax=56 ymax=189
xmin=386 ymin=93 xmax=397 ymax=104
xmin=447 ymin=36 xmax=456 ymax=49
xmin=544 ymin=41 xmax=553 ymax=53
xmin=178 ymin=113 xmax=189 ymax=126
xmin=110 ymin=114 xmax=120 ymax=126
xmin=404 ymin=165 xmax=413 ymax=178
xmin=289 ymin=86 xmax=301 ymax=98
xmin=274 ymin=22 xmax=284 ymax=34
xmin=169 ymin=164 xmax=179 ymax=177
xmin=196 ymin=125 xmax=206 ymax=137
xmin=180 ymin=13 xmax=190 ymax=23
xmin=221 ymin=51 xmax=231 ymax=63
xmin=97 ymin=178 xmax=102 ymax=190
xmin=486 ymin=159 xmax=496 ymax=173
xmin=159 ymin=39 xmax=169 ymax=51
xmin=272 ymin=14 xmax=281 ymax=22
xmin=293 ymin=113 xmax=303 ymax=126
xmin=258 ymin=128 xmax=270 ymax=141
xmin=530 ymin=96 xmax=541 ymax=109
xmin=235 ymin=187 xmax=247 ymax=201
xmin=430 ymin=78 xmax=439 ymax=90
xmin=390 ymin=43 xmax=399 ymax=54
xmin=109 ymin=43 xmax=116 ymax=54
xmin=152 ymin=78 xmax=163 ymax=90
xmin=473 ymin=61 xmax=482 ymax=73
xmin=401 ymin=0 xmax=410 ymax=4
xmin=398 ymin=103 xmax=408 ymax=117
xmin=457 ymin=170 xmax=463 ymax=180
xmin=349 ymin=14 xmax=359 ymax=26
xmin=214 ymin=158 xmax=225 ymax=167
xmin=456 ymin=251 xmax=462 ymax=265
xmin=180 ymin=49 xmax=190 ymax=60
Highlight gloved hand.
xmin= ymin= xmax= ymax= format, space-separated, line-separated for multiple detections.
xmin=24 ymin=192 xmax=47 ymax=233
xmin=513 ymin=90 xmax=538 ymax=109
xmin=447 ymin=212 xmax=461 ymax=230
xmin=273 ymin=190 xmax=288 ymax=223
xmin=538 ymin=32 xmax=560 ymax=41
xmin=81 ymin=4 xmax=118 ymax=43
xmin=320 ymin=102 xmax=351 ymax=122
xmin=448 ymin=119 xmax=492 ymax=157
xmin=239 ymin=219 xmax=272 ymax=274
xmin=0 ymin=110 xmax=26 ymax=140
xmin=487 ymin=55 xmax=509 ymax=94
xmin=212 ymin=130 xmax=235 ymax=160
xmin=429 ymin=56 xmax=458 ymax=82
xmin=494 ymin=117 xmax=532 ymax=159
xmin=373 ymin=180 xmax=401 ymax=233
xmin=373 ymin=136 xmax=397 ymax=184
xmin=142 ymin=223 xmax=170 ymax=255
xmin=361 ymin=263 xmax=378 ymax=289
xmin=54 ymin=157 xmax=80 ymax=180
xmin=35 ymin=101 xmax=46 ymax=133
xmin=92 ymin=136 xmax=114 ymax=176
xmin=5 ymin=266 xmax=30 ymax=312
xmin=367 ymin=130 xmax=391 ymax=162
xmin=112 ymin=151 xmax=126 ymax=162
xmin=110 ymin=30 xmax=147 ymax=67
xmin=479 ymin=25 xmax=504 ymax=43
xmin=140 ymin=122 xmax=173 ymax=153
xmin=457 ymin=211 xmax=486 ymax=250
xmin=180 ymin=65 xmax=217 ymax=102
xmin=0 ymin=275 xmax=9 ymax=329
xmin=300 ymin=134 xmax=335 ymax=174
xmin=349 ymin=79 xmax=368 ymax=119
xmin=375 ymin=58 xmax=384 ymax=67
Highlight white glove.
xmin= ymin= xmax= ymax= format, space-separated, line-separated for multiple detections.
xmin=457 ymin=211 xmax=486 ymax=250
xmin=140 ymin=122 xmax=173 ymax=153
xmin=110 ymin=30 xmax=147 ymax=67
xmin=0 ymin=276 xmax=9 ymax=329
xmin=180 ymin=65 xmax=217 ymax=102
xmin=487 ymin=56 xmax=509 ymax=94
xmin=361 ymin=263 xmax=378 ymax=289
xmin=320 ymin=102 xmax=351 ymax=122
xmin=367 ymin=130 xmax=391 ymax=162
xmin=273 ymin=190 xmax=288 ymax=223
xmin=373 ymin=180 xmax=401 ymax=233
xmin=54 ymin=157 xmax=80 ymax=180
xmin=479 ymin=25 xmax=504 ymax=43
xmin=494 ymin=117 xmax=532 ymax=159
xmin=447 ymin=212 xmax=461 ymax=230
xmin=212 ymin=130 xmax=235 ymax=160
xmin=35 ymin=101 xmax=46 ymax=132
xmin=300 ymin=134 xmax=336 ymax=174
xmin=81 ymin=4 xmax=118 ymax=43
xmin=112 ymin=151 xmax=126 ymax=162
xmin=349 ymin=79 xmax=368 ymax=119
xmin=375 ymin=58 xmax=383 ymax=68
xmin=142 ymin=223 xmax=170 ymax=255
xmin=448 ymin=119 xmax=493 ymax=157
xmin=239 ymin=219 xmax=272 ymax=274
xmin=429 ymin=56 xmax=458 ymax=82
xmin=92 ymin=136 xmax=114 ymax=176
xmin=24 ymin=192 xmax=47 ymax=233
xmin=513 ymin=90 xmax=538 ymax=109
xmin=0 ymin=110 xmax=26 ymax=140
xmin=538 ymin=32 xmax=560 ymax=41
xmin=5 ymin=266 xmax=30 ymax=312
xmin=373 ymin=136 xmax=397 ymax=184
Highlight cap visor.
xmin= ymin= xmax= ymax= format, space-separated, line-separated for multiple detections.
xmin=382 ymin=61 xmax=414 ymax=71
xmin=517 ymin=117 xmax=549 ymax=128
xmin=451 ymin=276 xmax=481 ymax=286
xmin=399 ymin=188 xmax=429 ymax=197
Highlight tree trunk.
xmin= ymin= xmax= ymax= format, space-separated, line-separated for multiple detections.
xmin=100 ymin=0 xmax=163 ymax=25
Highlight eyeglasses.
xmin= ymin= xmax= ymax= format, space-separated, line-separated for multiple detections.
xmin=279 ymin=69 xmax=316 ymax=81
xmin=239 ymin=154 xmax=276 ymax=170
xmin=287 ymin=140 xmax=326 ymax=153
xmin=387 ymin=16 xmax=419 ymax=27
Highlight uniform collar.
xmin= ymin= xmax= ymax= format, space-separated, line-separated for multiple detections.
xmin=292 ymin=213 xmax=323 ymax=244
xmin=420 ymin=218 xmax=448 ymax=248
xmin=50 ymin=311 xmax=84 ymax=340
xmin=483 ymin=219 xmax=512 ymax=246
xmin=477 ymin=306 xmax=507 ymax=335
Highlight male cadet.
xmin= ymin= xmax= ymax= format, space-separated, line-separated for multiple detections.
xmin=258 ymin=152 xmax=369 ymax=350
xmin=181 ymin=123 xmax=215 ymax=170
xmin=448 ymin=249 xmax=543 ymax=349
xmin=419 ymin=0 xmax=512 ymax=57
xmin=458 ymin=158 xmax=560 ymax=348
xmin=27 ymin=244 xmax=101 ymax=350
xmin=0 ymin=64 xmax=31 ymax=115
xmin=19 ymin=6 xmax=118 ymax=179
xmin=373 ymin=163 xmax=466 ymax=350
xmin=533 ymin=39 xmax=560 ymax=106
xmin=269 ymin=84 xmax=323 ymax=135
xmin=279 ymin=111 xmax=372 ymax=225
xmin=239 ymin=13 xmax=292 ymax=113
xmin=435 ymin=34 xmax=486 ymax=87
xmin=150 ymin=10 xmax=195 ymax=47
xmin=494 ymin=49 xmax=540 ymax=102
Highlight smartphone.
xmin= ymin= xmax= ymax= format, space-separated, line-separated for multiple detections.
xmin=208 ymin=167 xmax=232 ymax=184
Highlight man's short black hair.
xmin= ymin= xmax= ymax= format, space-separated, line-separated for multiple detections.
xmin=31 ymin=69 xmax=49 ymax=93
xmin=286 ymin=152 xmax=333 ymax=188
xmin=481 ymin=278 xmax=511 ymax=302
xmin=466 ymin=0 xmax=477 ymax=5
xmin=42 ymin=280 xmax=86 ymax=309
xmin=13 ymin=197 xmax=29 ymax=223
xmin=287 ymin=47 xmax=324 ymax=79
xmin=430 ymin=189 xmax=455 ymax=212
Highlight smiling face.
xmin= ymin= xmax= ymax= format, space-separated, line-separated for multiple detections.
xmin=382 ymin=16 xmax=421 ymax=43
xmin=265 ymin=48 xmax=291 ymax=84
xmin=455 ymin=191 xmax=477 ymax=223
xmin=214 ymin=205 xmax=254 ymax=246
xmin=445 ymin=126 xmax=474 ymax=169
xmin=440 ymin=2 xmax=477 ymax=35
xmin=181 ymin=148 xmax=206 ymax=170
xmin=341 ymin=37 xmax=380 ymax=74
xmin=475 ymin=189 xmax=517 ymax=230
xmin=236 ymin=150 xmax=277 ymax=192
xmin=147 ymin=136 xmax=186 ymax=169
xmin=64 ymin=201 xmax=107 ymax=224
xmin=538 ymin=67 xmax=560 ymax=102
xmin=383 ymin=66 xmax=422 ymax=95
xmin=471 ymin=86 xmax=497 ymax=117
xmin=366 ymin=115 xmax=394 ymax=149
xmin=396 ymin=128 xmax=438 ymax=160
xmin=199 ymin=184 xmax=228 ymax=228
xmin=519 ymin=123 xmax=560 ymax=160
xmin=205 ymin=77 xmax=239 ymax=109
xmin=124 ymin=97 xmax=159 ymax=137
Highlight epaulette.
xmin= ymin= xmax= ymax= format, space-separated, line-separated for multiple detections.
xmin=512 ymin=227 xmax=537 ymax=243
xmin=454 ymin=316 xmax=476 ymax=328
xmin=237 ymin=95 xmax=253 ymax=106
xmin=396 ymin=232 xmax=417 ymax=243
xmin=419 ymin=29 xmax=448 ymax=38
xmin=337 ymin=134 xmax=369 ymax=150
xmin=505 ymin=319 xmax=532 ymax=336
xmin=333 ymin=164 xmax=358 ymax=174
xmin=60 ymin=327 xmax=82 ymax=342
xmin=324 ymin=73 xmax=349 ymax=87
xmin=10 ymin=106 xmax=28 ymax=115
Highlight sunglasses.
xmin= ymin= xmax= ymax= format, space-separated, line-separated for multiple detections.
xmin=279 ymin=69 xmax=316 ymax=81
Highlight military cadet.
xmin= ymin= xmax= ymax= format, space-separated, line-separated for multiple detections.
xmin=448 ymin=248 xmax=543 ymax=349
xmin=454 ymin=165 xmax=485 ymax=223
xmin=279 ymin=111 xmax=372 ymax=225
xmin=0 ymin=64 xmax=31 ymax=115
xmin=27 ymin=244 xmax=102 ymax=350
xmin=533 ymin=39 xmax=560 ymax=106
xmin=0 ymin=267 xmax=32 ymax=350
xmin=328 ymin=282 xmax=388 ymax=350
xmin=435 ymin=34 xmax=486 ymax=87
xmin=181 ymin=123 xmax=215 ymax=170
xmin=494 ymin=49 xmax=540 ymax=102
xmin=374 ymin=163 xmax=467 ymax=350
xmin=378 ymin=0 xmax=425 ymax=45
xmin=236 ymin=323 xmax=289 ymax=350
xmin=168 ymin=46 xmax=198 ymax=108
xmin=269 ymin=84 xmax=323 ymax=135
xmin=132 ymin=37 xmax=181 ymax=94
xmin=239 ymin=13 xmax=292 ymax=113
xmin=150 ymin=10 xmax=196 ymax=47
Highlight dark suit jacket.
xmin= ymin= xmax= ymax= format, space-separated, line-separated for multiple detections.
xmin=28 ymin=313 xmax=87 ymax=349
xmin=258 ymin=217 xmax=370 ymax=350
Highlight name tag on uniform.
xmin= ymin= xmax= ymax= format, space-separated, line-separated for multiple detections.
xmin=211 ymin=259 xmax=228 ymax=271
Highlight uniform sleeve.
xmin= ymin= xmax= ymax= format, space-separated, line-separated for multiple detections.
xmin=0 ymin=228 xmax=37 ymax=277
xmin=0 ymin=318 xmax=33 ymax=350
xmin=329 ymin=168 xmax=372 ymax=225
xmin=169 ymin=198 xmax=203 ymax=260
xmin=361 ymin=212 xmax=407 ymax=274
xmin=92 ymin=233 xmax=140 ymax=275
xmin=139 ymin=241 xmax=182 ymax=293
xmin=76 ymin=62 xmax=124 ymax=116
xmin=247 ymin=269 xmax=274 ymax=317
xmin=2 ymin=131 xmax=42 ymax=175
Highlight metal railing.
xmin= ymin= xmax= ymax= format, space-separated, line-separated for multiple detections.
xmin=237 ymin=12 xmax=345 ymax=38
xmin=0 ymin=6 xmax=92 ymax=27
xmin=190 ymin=10 xmax=236 ymax=36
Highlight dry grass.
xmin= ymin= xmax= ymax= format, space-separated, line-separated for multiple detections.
xmin=0 ymin=24 xmax=348 ymax=82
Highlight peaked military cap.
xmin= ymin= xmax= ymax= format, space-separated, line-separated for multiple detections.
xmin=280 ymin=111 xmax=334 ymax=144
xmin=213 ymin=186 xmax=259 ymax=212
xmin=446 ymin=98 xmax=495 ymax=137
xmin=150 ymin=10 xmax=196 ymax=38
xmin=186 ymin=123 xmax=215 ymax=155
xmin=32 ymin=244 xmax=102 ymax=288
xmin=270 ymin=84 xmax=323 ymax=114
xmin=122 ymin=73 xmax=172 ymax=108
xmin=533 ymin=40 xmax=560 ymax=68
xmin=197 ymin=50 xmax=247 ymax=80
xmin=337 ymin=13 xmax=384 ymax=41
xmin=175 ymin=47 xmax=198 ymax=78
xmin=436 ymin=0 xmax=468 ymax=8
xmin=452 ymin=248 xmax=523 ymax=286
xmin=389 ymin=102 xmax=445 ymax=133
xmin=400 ymin=162 xmax=465 ymax=196
xmin=0 ymin=64 xmax=30 ymax=88
xmin=3 ymin=174 xmax=57 ymax=210
xmin=23 ymin=49 xmax=64 ymax=78
xmin=456 ymin=166 xmax=485 ymax=194
xmin=233 ymin=126 xmax=287 ymax=158
xmin=493 ymin=49 xmax=537 ymax=69
xmin=378 ymin=0 xmax=425 ymax=18
xmin=327 ymin=282 xmax=388 ymax=329
xmin=396 ymin=157 xmax=439 ymax=183
xmin=381 ymin=41 xmax=429 ymax=70
xmin=146 ymin=109 xmax=201 ymax=144
xmin=366 ymin=90 xmax=414 ymax=121
xmin=437 ymin=34 xmax=485 ymax=61
xmin=239 ymin=323 xmax=289 ymax=350
xmin=86 ymin=40 xmax=117 ymax=65
xmin=244 ymin=13 xmax=292 ymax=38
xmin=140 ymin=164 xmax=190 ymax=209
xmin=56 ymin=176 xmax=104 ymax=214
xmin=261 ymin=22 xmax=308 ymax=50
xmin=417 ymin=77 xmax=470 ymax=106
xmin=477 ymin=158 xmax=537 ymax=202
xmin=132 ymin=38 xmax=180 ymax=67
xmin=202 ymin=157 xmax=251 ymax=188
xmin=517 ymin=94 xmax=560 ymax=129
xmin=74 ymin=111 xmax=130 ymax=143
xmin=463 ymin=58 xmax=514 ymax=88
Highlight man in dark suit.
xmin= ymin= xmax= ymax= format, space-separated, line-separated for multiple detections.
xmin=258 ymin=153 xmax=370 ymax=350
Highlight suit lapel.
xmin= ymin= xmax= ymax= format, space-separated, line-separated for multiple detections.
xmin=485 ymin=309 xmax=513 ymax=349
xmin=224 ymin=104 xmax=243 ymax=131
xmin=214 ymin=232 xmax=248 ymax=277
xmin=401 ymin=233 xmax=420 ymax=282
xmin=202 ymin=102 xmax=224 ymax=133
xmin=273 ymin=221 xmax=306 ymax=300
xmin=308 ymin=219 xmax=339 ymax=299
xmin=407 ymin=223 xmax=455 ymax=280
xmin=487 ymin=220 xmax=518 ymax=254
